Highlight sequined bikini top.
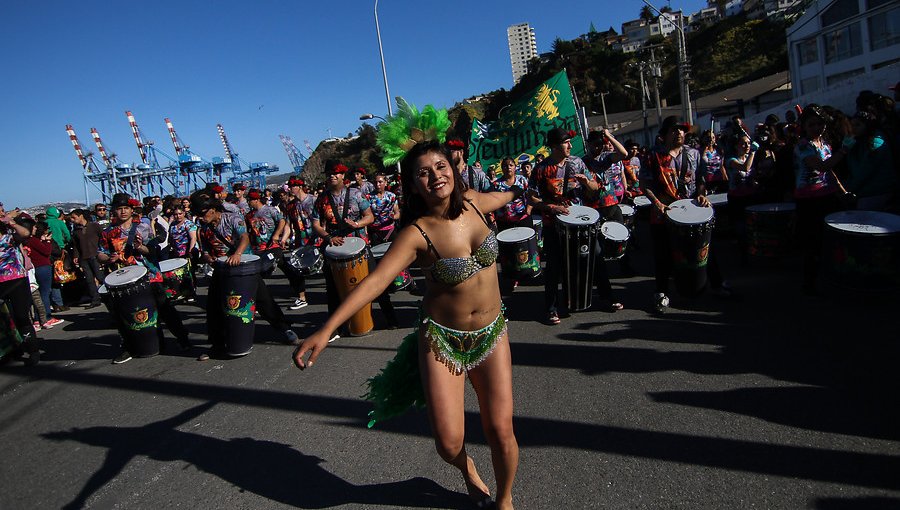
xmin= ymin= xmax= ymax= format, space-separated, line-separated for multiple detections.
xmin=412 ymin=201 xmax=498 ymax=286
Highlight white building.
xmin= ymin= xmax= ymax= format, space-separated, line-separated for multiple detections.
xmin=745 ymin=0 xmax=804 ymax=18
xmin=788 ymin=0 xmax=899 ymax=97
xmin=507 ymin=23 xmax=538 ymax=85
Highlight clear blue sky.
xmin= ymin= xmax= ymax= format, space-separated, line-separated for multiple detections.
xmin=0 ymin=0 xmax=707 ymax=207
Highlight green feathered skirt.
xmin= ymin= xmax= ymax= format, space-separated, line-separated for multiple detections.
xmin=363 ymin=307 xmax=506 ymax=428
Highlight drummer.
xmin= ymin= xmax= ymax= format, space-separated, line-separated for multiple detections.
xmin=622 ymin=140 xmax=643 ymax=201
xmin=492 ymin=158 xmax=532 ymax=231
xmin=232 ymin=183 xmax=251 ymax=214
xmin=283 ymin=177 xmax=315 ymax=309
xmin=245 ymin=189 xmax=287 ymax=255
xmin=97 ymin=193 xmax=191 ymax=364
xmin=582 ymin=129 xmax=629 ymax=305
xmin=642 ymin=116 xmax=731 ymax=312
xmin=527 ymin=127 xmax=603 ymax=325
xmin=367 ymin=172 xmax=400 ymax=245
xmin=311 ymin=160 xmax=399 ymax=332
xmin=447 ymin=138 xmax=492 ymax=193
xmin=190 ymin=192 xmax=299 ymax=361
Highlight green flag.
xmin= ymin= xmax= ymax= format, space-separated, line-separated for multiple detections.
xmin=467 ymin=70 xmax=584 ymax=175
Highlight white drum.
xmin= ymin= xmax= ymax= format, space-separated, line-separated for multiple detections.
xmin=823 ymin=210 xmax=900 ymax=291
xmin=600 ymin=221 xmax=630 ymax=260
xmin=555 ymin=205 xmax=601 ymax=311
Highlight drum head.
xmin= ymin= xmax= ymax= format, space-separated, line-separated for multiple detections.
xmin=667 ymin=199 xmax=714 ymax=225
xmin=325 ymin=236 xmax=366 ymax=260
xmin=601 ymin=221 xmax=630 ymax=241
xmin=216 ymin=254 xmax=260 ymax=264
xmin=619 ymin=204 xmax=635 ymax=217
xmin=159 ymin=258 xmax=188 ymax=272
xmin=370 ymin=242 xmax=391 ymax=259
xmin=497 ymin=227 xmax=535 ymax=243
xmin=105 ymin=265 xmax=148 ymax=287
xmin=98 ymin=284 xmax=108 ymax=295
xmin=825 ymin=210 xmax=900 ymax=234
xmin=533 ymin=218 xmax=543 ymax=228
xmin=746 ymin=202 xmax=796 ymax=213
xmin=706 ymin=193 xmax=728 ymax=207
xmin=556 ymin=205 xmax=600 ymax=226
xmin=633 ymin=196 xmax=651 ymax=208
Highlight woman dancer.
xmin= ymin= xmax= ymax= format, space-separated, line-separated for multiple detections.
xmin=293 ymin=100 xmax=520 ymax=509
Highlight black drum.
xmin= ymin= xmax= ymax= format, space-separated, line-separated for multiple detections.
xmin=105 ymin=265 xmax=159 ymax=358
xmin=496 ymin=227 xmax=542 ymax=280
xmin=707 ymin=193 xmax=729 ymax=232
xmin=823 ymin=211 xmax=900 ymax=292
xmin=667 ymin=199 xmax=714 ymax=297
xmin=556 ymin=205 xmax=600 ymax=312
xmin=600 ymin=221 xmax=630 ymax=261
xmin=216 ymin=254 xmax=261 ymax=356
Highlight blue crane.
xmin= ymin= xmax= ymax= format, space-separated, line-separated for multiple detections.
xmin=279 ymin=134 xmax=308 ymax=175
xmin=165 ymin=117 xmax=213 ymax=195
xmin=215 ymin=123 xmax=278 ymax=190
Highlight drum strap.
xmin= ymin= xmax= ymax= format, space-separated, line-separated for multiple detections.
xmin=326 ymin=188 xmax=353 ymax=235
xmin=561 ymin=160 xmax=572 ymax=199
xmin=209 ymin=226 xmax=236 ymax=253
xmin=676 ymin=148 xmax=690 ymax=198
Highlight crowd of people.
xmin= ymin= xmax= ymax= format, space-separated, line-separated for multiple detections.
xmin=1 ymin=89 xmax=898 ymax=509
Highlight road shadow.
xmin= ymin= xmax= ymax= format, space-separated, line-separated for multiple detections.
xmin=42 ymin=402 xmax=467 ymax=510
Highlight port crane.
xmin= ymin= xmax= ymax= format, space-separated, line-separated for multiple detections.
xmin=67 ymin=124 xmax=112 ymax=206
xmin=91 ymin=126 xmax=145 ymax=200
xmin=278 ymin=134 xmax=308 ymax=174
xmin=165 ymin=117 xmax=214 ymax=194
xmin=126 ymin=110 xmax=181 ymax=197
xmin=215 ymin=123 xmax=278 ymax=190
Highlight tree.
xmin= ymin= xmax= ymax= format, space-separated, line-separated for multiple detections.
xmin=640 ymin=5 xmax=655 ymax=21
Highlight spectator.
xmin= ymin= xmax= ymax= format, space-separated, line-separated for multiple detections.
xmin=70 ymin=209 xmax=103 ymax=308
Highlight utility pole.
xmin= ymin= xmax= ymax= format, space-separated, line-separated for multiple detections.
xmin=642 ymin=0 xmax=692 ymax=123
xmin=639 ymin=69 xmax=649 ymax=147
xmin=599 ymin=91 xmax=609 ymax=127
xmin=649 ymin=48 xmax=663 ymax=125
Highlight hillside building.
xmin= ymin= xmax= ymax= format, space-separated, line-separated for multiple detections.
xmin=788 ymin=0 xmax=899 ymax=97
xmin=507 ymin=23 xmax=538 ymax=85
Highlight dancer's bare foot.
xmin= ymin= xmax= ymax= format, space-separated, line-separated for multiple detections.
xmin=462 ymin=456 xmax=492 ymax=507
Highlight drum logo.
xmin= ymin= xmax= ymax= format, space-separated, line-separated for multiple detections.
xmin=517 ymin=250 xmax=529 ymax=264
xmin=127 ymin=308 xmax=158 ymax=331
xmin=134 ymin=309 xmax=149 ymax=324
xmin=227 ymin=295 xmax=242 ymax=310
xmin=580 ymin=244 xmax=589 ymax=255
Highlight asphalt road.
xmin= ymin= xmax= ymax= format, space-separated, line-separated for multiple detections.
xmin=1 ymin=223 xmax=898 ymax=509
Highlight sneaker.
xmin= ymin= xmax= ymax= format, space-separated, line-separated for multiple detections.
xmin=42 ymin=318 xmax=64 ymax=328
xmin=654 ymin=292 xmax=670 ymax=313
xmin=284 ymin=329 xmax=300 ymax=345
xmin=112 ymin=351 xmax=133 ymax=364
xmin=290 ymin=299 xmax=308 ymax=310
xmin=328 ymin=334 xmax=340 ymax=343
xmin=32 ymin=321 xmax=41 ymax=331
xmin=85 ymin=301 xmax=102 ymax=309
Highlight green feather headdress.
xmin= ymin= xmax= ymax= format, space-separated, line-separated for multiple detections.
xmin=376 ymin=97 xmax=452 ymax=165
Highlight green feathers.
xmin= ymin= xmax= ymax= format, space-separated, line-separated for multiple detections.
xmin=376 ymin=97 xmax=451 ymax=165
xmin=362 ymin=331 xmax=426 ymax=428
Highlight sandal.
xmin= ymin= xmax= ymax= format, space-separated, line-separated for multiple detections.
xmin=599 ymin=300 xmax=624 ymax=312
xmin=547 ymin=311 xmax=561 ymax=325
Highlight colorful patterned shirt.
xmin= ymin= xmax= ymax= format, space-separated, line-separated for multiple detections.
xmin=529 ymin=156 xmax=597 ymax=225
xmin=0 ymin=233 xmax=26 ymax=283
xmin=285 ymin=194 xmax=316 ymax=248
xmin=794 ymin=139 xmax=838 ymax=198
xmin=313 ymin=187 xmax=370 ymax=242
xmin=492 ymin=175 xmax=530 ymax=223
xmin=367 ymin=191 xmax=397 ymax=228
xmin=246 ymin=205 xmax=284 ymax=250
xmin=198 ymin=212 xmax=251 ymax=258
xmin=699 ymin=148 xmax=725 ymax=183
xmin=583 ymin=152 xmax=622 ymax=207
xmin=645 ymin=144 xmax=702 ymax=204
xmin=99 ymin=221 xmax=162 ymax=281
xmin=168 ymin=219 xmax=197 ymax=258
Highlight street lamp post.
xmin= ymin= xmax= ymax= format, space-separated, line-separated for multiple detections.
xmin=599 ymin=91 xmax=609 ymax=127
xmin=374 ymin=0 xmax=393 ymax=117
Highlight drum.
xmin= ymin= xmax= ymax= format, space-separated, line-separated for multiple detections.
xmin=556 ymin=205 xmax=600 ymax=312
xmin=98 ymin=284 xmax=111 ymax=312
xmin=533 ymin=217 xmax=544 ymax=252
xmin=285 ymin=245 xmax=324 ymax=275
xmin=619 ymin=204 xmax=635 ymax=231
xmin=823 ymin=210 xmax=900 ymax=292
xmin=666 ymin=199 xmax=715 ymax=297
xmin=496 ymin=227 xmax=541 ymax=280
xmin=325 ymin=237 xmax=373 ymax=336
xmin=633 ymin=195 xmax=652 ymax=220
xmin=746 ymin=203 xmax=796 ymax=258
xmin=706 ymin=193 xmax=729 ymax=232
xmin=105 ymin=265 xmax=159 ymax=357
xmin=600 ymin=221 xmax=630 ymax=261
xmin=216 ymin=254 xmax=261 ymax=356
xmin=371 ymin=242 xmax=412 ymax=291
xmin=159 ymin=258 xmax=193 ymax=303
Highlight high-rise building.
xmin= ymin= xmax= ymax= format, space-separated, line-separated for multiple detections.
xmin=507 ymin=23 xmax=538 ymax=84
